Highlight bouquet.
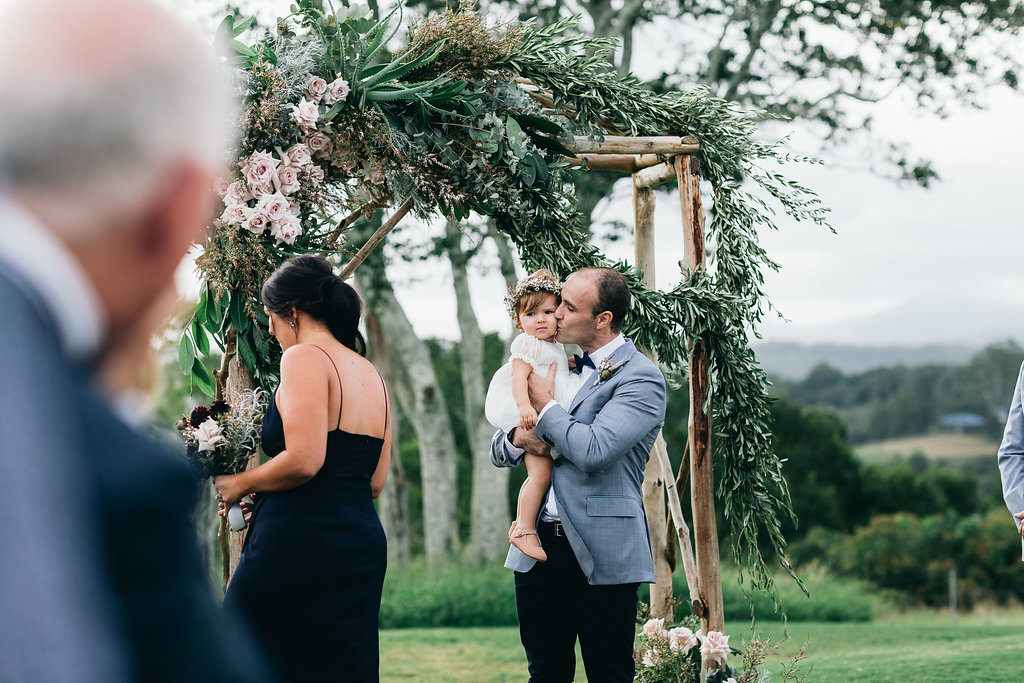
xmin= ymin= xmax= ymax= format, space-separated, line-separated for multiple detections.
xmin=176 ymin=389 xmax=266 ymax=530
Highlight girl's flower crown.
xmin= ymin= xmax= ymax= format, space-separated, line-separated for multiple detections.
xmin=504 ymin=273 xmax=562 ymax=319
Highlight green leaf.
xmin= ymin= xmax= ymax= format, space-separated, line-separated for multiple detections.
xmin=195 ymin=285 xmax=209 ymax=326
xmin=252 ymin=324 xmax=271 ymax=358
xmin=520 ymin=155 xmax=537 ymax=186
xmin=231 ymin=38 xmax=255 ymax=57
xmin=178 ymin=334 xmax=196 ymax=375
xmin=233 ymin=16 xmax=255 ymax=35
xmin=192 ymin=320 xmax=210 ymax=356
xmin=191 ymin=357 xmax=216 ymax=397
xmin=229 ymin=291 xmax=250 ymax=333
xmin=510 ymin=112 xmax=565 ymax=136
xmin=236 ymin=329 xmax=260 ymax=375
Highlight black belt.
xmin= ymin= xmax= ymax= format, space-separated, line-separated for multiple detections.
xmin=538 ymin=520 xmax=565 ymax=537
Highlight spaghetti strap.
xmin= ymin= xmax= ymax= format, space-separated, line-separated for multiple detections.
xmin=378 ymin=372 xmax=389 ymax=437
xmin=310 ymin=345 xmax=344 ymax=430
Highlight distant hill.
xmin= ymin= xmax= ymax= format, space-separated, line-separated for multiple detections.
xmin=754 ymin=341 xmax=979 ymax=380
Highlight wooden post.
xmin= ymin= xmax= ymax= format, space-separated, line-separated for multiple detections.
xmin=220 ymin=352 xmax=258 ymax=590
xmin=632 ymin=174 xmax=673 ymax=620
xmin=676 ymin=154 xmax=724 ymax=637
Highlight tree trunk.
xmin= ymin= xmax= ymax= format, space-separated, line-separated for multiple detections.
xmin=355 ymin=229 xmax=460 ymax=562
xmin=221 ymin=349 xmax=257 ymax=590
xmin=486 ymin=218 xmax=520 ymax=292
xmin=364 ymin=308 xmax=411 ymax=563
xmin=446 ymin=220 xmax=510 ymax=560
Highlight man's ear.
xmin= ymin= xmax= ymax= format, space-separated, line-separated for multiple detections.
xmin=595 ymin=310 xmax=613 ymax=330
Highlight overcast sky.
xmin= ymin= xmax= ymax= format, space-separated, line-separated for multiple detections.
xmin=149 ymin=0 xmax=1024 ymax=348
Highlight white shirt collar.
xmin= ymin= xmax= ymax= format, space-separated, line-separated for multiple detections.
xmin=0 ymin=196 xmax=106 ymax=362
xmin=587 ymin=333 xmax=627 ymax=368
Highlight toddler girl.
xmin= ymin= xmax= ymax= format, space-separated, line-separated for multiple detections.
xmin=484 ymin=269 xmax=583 ymax=561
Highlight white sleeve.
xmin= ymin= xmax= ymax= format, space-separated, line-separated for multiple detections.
xmin=508 ymin=334 xmax=543 ymax=369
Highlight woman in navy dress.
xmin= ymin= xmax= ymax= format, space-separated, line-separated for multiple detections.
xmin=215 ymin=255 xmax=390 ymax=682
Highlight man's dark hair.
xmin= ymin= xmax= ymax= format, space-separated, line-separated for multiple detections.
xmin=579 ymin=267 xmax=630 ymax=332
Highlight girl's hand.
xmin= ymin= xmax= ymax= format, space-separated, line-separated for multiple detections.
xmin=519 ymin=407 xmax=538 ymax=431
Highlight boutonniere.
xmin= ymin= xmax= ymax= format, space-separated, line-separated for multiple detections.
xmin=590 ymin=357 xmax=629 ymax=388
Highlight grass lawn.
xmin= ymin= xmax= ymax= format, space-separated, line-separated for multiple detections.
xmin=855 ymin=433 xmax=998 ymax=464
xmin=380 ymin=610 xmax=1024 ymax=682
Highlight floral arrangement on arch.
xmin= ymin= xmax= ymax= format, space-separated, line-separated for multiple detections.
xmin=635 ymin=617 xmax=737 ymax=683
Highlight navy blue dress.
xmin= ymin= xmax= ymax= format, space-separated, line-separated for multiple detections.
xmin=224 ymin=355 xmax=387 ymax=683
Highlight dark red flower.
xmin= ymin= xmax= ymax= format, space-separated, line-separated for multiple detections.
xmin=189 ymin=405 xmax=212 ymax=428
xmin=210 ymin=400 xmax=230 ymax=417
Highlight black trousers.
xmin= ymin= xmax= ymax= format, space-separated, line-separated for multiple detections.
xmin=513 ymin=521 xmax=639 ymax=683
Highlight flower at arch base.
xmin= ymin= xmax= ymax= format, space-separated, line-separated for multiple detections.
xmin=641 ymin=649 xmax=659 ymax=668
xmin=195 ymin=418 xmax=226 ymax=452
xmin=668 ymin=626 xmax=697 ymax=654
xmin=641 ymin=618 xmax=666 ymax=638
xmin=698 ymin=630 xmax=730 ymax=671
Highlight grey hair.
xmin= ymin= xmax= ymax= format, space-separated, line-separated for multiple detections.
xmin=0 ymin=0 xmax=237 ymax=238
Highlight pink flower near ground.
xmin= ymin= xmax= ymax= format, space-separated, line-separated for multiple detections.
xmin=641 ymin=649 xmax=659 ymax=667
xmin=642 ymin=618 xmax=666 ymax=638
xmin=668 ymin=626 xmax=697 ymax=654
xmin=698 ymin=630 xmax=730 ymax=671
xmin=290 ymin=98 xmax=320 ymax=131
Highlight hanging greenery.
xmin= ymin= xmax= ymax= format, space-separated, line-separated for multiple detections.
xmin=186 ymin=0 xmax=830 ymax=604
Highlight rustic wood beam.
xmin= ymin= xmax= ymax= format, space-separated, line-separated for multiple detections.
xmin=654 ymin=436 xmax=702 ymax=614
xmin=634 ymin=160 xmax=677 ymax=188
xmin=570 ymin=135 xmax=699 ymax=156
xmin=339 ymin=197 xmax=414 ymax=280
xmin=568 ymin=153 xmax=665 ymax=173
xmin=677 ymin=154 xmax=724 ymax=639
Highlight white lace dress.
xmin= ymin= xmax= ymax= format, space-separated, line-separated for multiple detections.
xmin=484 ymin=333 xmax=584 ymax=432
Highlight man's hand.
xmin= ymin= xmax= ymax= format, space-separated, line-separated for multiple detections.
xmin=527 ymin=362 xmax=558 ymax=411
xmin=512 ymin=425 xmax=551 ymax=457
xmin=1015 ymin=511 xmax=1024 ymax=538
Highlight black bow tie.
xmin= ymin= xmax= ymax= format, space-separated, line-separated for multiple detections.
xmin=572 ymin=351 xmax=596 ymax=374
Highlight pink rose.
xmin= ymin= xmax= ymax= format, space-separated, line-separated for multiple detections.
xmin=284 ymin=143 xmax=312 ymax=168
xmin=668 ymin=627 xmax=697 ymax=654
xmin=304 ymin=132 xmax=332 ymax=156
xmin=256 ymin=192 xmax=290 ymax=223
xmin=305 ymin=164 xmax=325 ymax=185
xmin=290 ymin=98 xmax=320 ymax=131
xmin=323 ymin=77 xmax=350 ymax=105
xmin=305 ymin=75 xmax=328 ymax=102
xmin=225 ymin=181 xmax=252 ymax=206
xmin=244 ymin=210 xmax=269 ymax=235
xmin=698 ymin=630 xmax=730 ymax=671
xmin=212 ymin=176 xmax=229 ymax=197
xmin=641 ymin=649 xmax=658 ymax=668
xmin=219 ymin=203 xmax=249 ymax=226
xmin=335 ymin=157 xmax=358 ymax=172
xmin=242 ymin=150 xmax=279 ymax=191
xmin=277 ymin=165 xmax=301 ymax=194
xmin=270 ymin=214 xmax=302 ymax=244
xmin=642 ymin=618 xmax=666 ymax=638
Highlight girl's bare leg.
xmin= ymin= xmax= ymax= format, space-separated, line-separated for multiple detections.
xmin=511 ymin=453 xmax=553 ymax=562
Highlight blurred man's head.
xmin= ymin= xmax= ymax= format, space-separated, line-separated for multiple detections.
xmin=0 ymin=0 xmax=235 ymax=352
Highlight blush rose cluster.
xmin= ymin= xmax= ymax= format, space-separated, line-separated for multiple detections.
xmin=635 ymin=618 xmax=737 ymax=683
xmin=213 ymin=73 xmax=349 ymax=245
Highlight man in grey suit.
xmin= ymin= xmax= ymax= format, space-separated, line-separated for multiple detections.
xmin=998 ymin=361 xmax=1024 ymax=558
xmin=0 ymin=0 xmax=269 ymax=680
xmin=491 ymin=267 xmax=666 ymax=683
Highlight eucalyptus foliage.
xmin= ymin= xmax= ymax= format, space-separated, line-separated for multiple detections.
xmin=189 ymin=1 xmax=831 ymax=604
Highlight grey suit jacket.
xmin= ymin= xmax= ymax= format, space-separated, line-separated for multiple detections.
xmin=998 ymin=360 xmax=1024 ymax=560
xmin=0 ymin=264 xmax=271 ymax=682
xmin=490 ymin=339 xmax=665 ymax=585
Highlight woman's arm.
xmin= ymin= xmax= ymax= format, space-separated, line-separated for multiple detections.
xmin=371 ymin=396 xmax=392 ymax=499
xmin=215 ymin=345 xmax=330 ymax=504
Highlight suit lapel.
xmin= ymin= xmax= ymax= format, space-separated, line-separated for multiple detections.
xmin=568 ymin=340 xmax=638 ymax=414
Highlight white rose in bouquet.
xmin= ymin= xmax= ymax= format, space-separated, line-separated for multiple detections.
xmin=290 ymin=98 xmax=320 ymax=131
xmin=195 ymin=418 xmax=226 ymax=452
